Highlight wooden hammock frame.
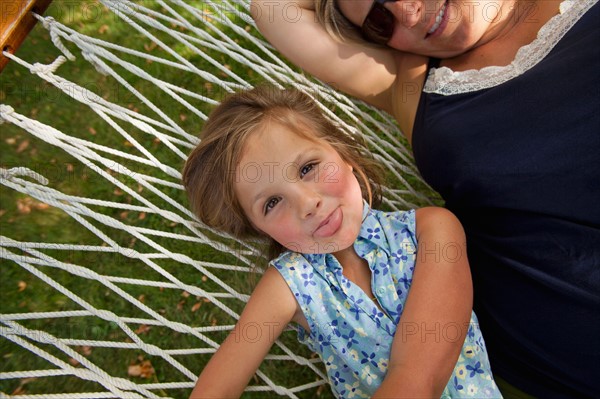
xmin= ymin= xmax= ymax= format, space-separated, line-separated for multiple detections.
xmin=1 ymin=0 xmax=53 ymax=72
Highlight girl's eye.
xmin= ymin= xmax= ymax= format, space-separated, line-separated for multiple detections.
xmin=264 ymin=197 xmax=280 ymax=214
xmin=300 ymin=162 xmax=316 ymax=178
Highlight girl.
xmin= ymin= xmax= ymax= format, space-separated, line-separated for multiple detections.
xmin=183 ymin=86 xmax=501 ymax=398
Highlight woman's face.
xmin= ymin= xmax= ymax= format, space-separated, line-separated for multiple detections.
xmin=338 ymin=0 xmax=518 ymax=58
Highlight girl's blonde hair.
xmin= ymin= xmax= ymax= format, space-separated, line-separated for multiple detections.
xmin=182 ymin=85 xmax=383 ymax=258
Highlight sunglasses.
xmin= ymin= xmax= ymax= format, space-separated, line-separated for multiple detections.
xmin=361 ymin=0 xmax=398 ymax=45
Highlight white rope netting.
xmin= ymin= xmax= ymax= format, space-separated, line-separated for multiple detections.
xmin=0 ymin=1 xmax=435 ymax=397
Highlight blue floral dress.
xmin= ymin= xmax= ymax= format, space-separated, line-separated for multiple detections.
xmin=271 ymin=205 xmax=501 ymax=398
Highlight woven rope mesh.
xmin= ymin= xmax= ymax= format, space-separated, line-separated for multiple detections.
xmin=0 ymin=1 xmax=436 ymax=397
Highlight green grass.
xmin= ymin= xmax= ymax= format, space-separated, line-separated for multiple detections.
xmin=0 ymin=1 xmax=335 ymax=397
xmin=0 ymin=1 xmax=438 ymax=397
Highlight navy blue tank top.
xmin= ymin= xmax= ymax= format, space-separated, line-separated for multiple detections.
xmin=412 ymin=2 xmax=600 ymax=397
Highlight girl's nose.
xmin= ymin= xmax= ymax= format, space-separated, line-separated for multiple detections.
xmin=298 ymin=189 xmax=322 ymax=219
xmin=389 ymin=0 xmax=422 ymax=29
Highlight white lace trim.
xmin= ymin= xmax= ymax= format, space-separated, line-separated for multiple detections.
xmin=424 ymin=0 xmax=597 ymax=95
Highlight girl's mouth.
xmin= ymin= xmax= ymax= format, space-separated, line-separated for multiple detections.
xmin=314 ymin=207 xmax=343 ymax=238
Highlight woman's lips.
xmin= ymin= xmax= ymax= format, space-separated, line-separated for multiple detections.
xmin=314 ymin=207 xmax=343 ymax=238
xmin=426 ymin=0 xmax=449 ymax=38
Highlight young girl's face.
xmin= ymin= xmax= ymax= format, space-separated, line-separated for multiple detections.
xmin=234 ymin=120 xmax=364 ymax=256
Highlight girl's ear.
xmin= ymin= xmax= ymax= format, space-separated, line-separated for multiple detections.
xmin=345 ymin=160 xmax=354 ymax=172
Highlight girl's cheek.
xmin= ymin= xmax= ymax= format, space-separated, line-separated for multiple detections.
xmin=321 ymin=161 xmax=341 ymax=185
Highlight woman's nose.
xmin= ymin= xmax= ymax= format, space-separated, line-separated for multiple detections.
xmin=389 ymin=0 xmax=422 ymax=29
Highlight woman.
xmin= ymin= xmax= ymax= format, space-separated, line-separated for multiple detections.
xmin=250 ymin=0 xmax=600 ymax=397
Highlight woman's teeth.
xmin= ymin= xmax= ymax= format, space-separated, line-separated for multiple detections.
xmin=428 ymin=2 xmax=447 ymax=34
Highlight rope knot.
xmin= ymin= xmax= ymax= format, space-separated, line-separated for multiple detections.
xmin=36 ymin=15 xmax=55 ymax=30
xmin=0 ymin=167 xmax=50 ymax=185
xmin=272 ymin=385 xmax=289 ymax=396
xmin=0 ymin=104 xmax=15 ymax=124
xmin=30 ymin=56 xmax=67 ymax=76
xmin=35 ymin=15 xmax=76 ymax=61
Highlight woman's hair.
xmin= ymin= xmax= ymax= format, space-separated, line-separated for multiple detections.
xmin=315 ymin=0 xmax=379 ymax=46
xmin=182 ymin=85 xmax=384 ymax=258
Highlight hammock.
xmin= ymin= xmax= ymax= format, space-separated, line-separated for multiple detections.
xmin=0 ymin=1 xmax=435 ymax=397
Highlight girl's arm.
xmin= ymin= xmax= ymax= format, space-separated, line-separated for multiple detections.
xmin=250 ymin=0 xmax=399 ymax=114
xmin=373 ymin=207 xmax=473 ymax=398
xmin=189 ymin=267 xmax=298 ymax=398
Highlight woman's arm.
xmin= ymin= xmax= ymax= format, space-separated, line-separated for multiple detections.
xmin=373 ymin=207 xmax=473 ymax=398
xmin=250 ymin=0 xmax=428 ymax=139
xmin=251 ymin=0 xmax=399 ymax=113
xmin=190 ymin=266 xmax=298 ymax=398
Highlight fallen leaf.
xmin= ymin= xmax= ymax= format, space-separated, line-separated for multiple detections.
xmin=144 ymin=42 xmax=157 ymax=52
xmin=317 ymin=384 xmax=327 ymax=396
xmin=191 ymin=302 xmax=201 ymax=312
xmin=138 ymin=212 xmax=146 ymax=220
xmin=68 ymin=357 xmax=80 ymax=366
xmin=16 ymin=198 xmax=32 ymax=214
xmin=17 ymin=281 xmax=27 ymax=292
xmin=135 ymin=324 xmax=151 ymax=335
xmin=98 ymin=24 xmax=109 ymax=34
xmin=11 ymin=377 xmax=37 ymax=395
xmin=16 ymin=197 xmax=49 ymax=213
xmin=139 ymin=360 xmax=155 ymax=378
xmin=80 ymin=346 xmax=92 ymax=356
xmin=5 ymin=137 xmax=16 ymax=145
xmin=88 ymin=127 xmax=97 ymax=135
xmin=128 ymin=364 xmax=142 ymax=377
xmin=128 ymin=359 xmax=155 ymax=378
xmin=11 ymin=386 xmax=26 ymax=395
xmin=181 ymin=291 xmax=190 ymax=298
xmin=34 ymin=202 xmax=49 ymax=211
